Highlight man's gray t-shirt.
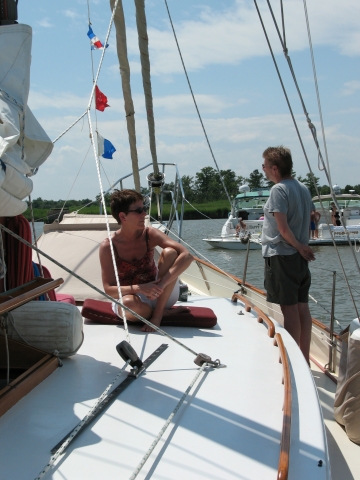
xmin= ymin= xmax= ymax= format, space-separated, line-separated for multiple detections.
xmin=261 ymin=179 xmax=312 ymax=257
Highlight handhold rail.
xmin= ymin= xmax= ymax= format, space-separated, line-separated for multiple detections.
xmin=0 ymin=278 xmax=64 ymax=315
xmin=274 ymin=333 xmax=292 ymax=480
xmin=231 ymin=292 xmax=275 ymax=337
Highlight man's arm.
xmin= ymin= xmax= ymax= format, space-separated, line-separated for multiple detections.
xmin=273 ymin=212 xmax=315 ymax=261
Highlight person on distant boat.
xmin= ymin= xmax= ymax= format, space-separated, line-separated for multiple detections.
xmin=235 ymin=217 xmax=247 ymax=237
xmin=261 ymin=146 xmax=315 ymax=363
xmin=310 ymin=209 xmax=316 ymax=238
xmin=313 ymin=209 xmax=321 ymax=238
xmin=99 ymin=189 xmax=193 ymax=332
xmin=330 ymin=202 xmax=341 ymax=226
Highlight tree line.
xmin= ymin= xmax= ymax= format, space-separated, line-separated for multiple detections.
xmin=30 ymin=168 xmax=359 ymax=208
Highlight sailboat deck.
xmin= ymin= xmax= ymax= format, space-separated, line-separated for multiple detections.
xmin=0 ymin=296 xmax=329 ymax=479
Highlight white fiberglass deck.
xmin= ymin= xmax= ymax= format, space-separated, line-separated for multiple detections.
xmin=0 ymin=296 xmax=329 ymax=479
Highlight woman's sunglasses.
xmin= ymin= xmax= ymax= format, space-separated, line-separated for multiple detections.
xmin=126 ymin=206 xmax=149 ymax=214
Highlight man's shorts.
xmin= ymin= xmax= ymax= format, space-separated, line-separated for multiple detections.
xmin=264 ymin=253 xmax=311 ymax=305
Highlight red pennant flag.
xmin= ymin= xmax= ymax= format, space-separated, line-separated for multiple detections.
xmin=95 ymin=85 xmax=109 ymax=111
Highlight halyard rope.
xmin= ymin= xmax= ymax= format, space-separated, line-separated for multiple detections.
xmin=163 ymin=0 xmax=232 ymax=208
xmin=129 ymin=363 xmax=207 ymax=480
xmin=87 ymin=108 xmax=131 ymax=343
xmin=34 ymin=360 xmax=130 ymax=480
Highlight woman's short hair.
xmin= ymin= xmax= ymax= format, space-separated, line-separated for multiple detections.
xmin=262 ymin=146 xmax=293 ymax=177
xmin=110 ymin=189 xmax=143 ymax=224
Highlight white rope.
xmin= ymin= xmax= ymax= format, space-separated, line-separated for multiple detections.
xmin=52 ymin=111 xmax=87 ymax=144
xmin=87 ymin=109 xmax=131 ymax=343
xmin=129 ymin=362 xmax=207 ymax=480
xmin=308 ymin=294 xmax=341 ymax=327
xmin=34 ymin=360 xmax=130 ymax=480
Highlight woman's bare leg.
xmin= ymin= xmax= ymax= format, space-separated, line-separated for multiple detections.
xmin=117 ymin=295 xmax=152 ymax=322
xmin=143 ymin=247 xmax=188 ymax=332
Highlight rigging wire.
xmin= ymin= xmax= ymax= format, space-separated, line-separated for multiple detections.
xmin=163 ymin=0 xmax=233 ymax=208
xmin=302 ymin=0 xmax=332 ymax=181
xmin=129 ymin=363 xmax=208 ymax=480
xmin=0 ymin=224 xmax=206 ymax=359
xmin=84 ymin=0 xmax=131 ymax=342
xmin=56 ymin=143 xmax=93 ymax=222
xmin=253 ymin=0 xmax=360 ymax=321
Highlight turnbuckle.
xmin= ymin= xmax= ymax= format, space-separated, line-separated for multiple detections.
xmin=194 ymin=353 xmax=226 ymax=368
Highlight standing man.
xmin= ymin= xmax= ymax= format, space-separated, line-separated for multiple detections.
xmin=261 ymin=146 xmax=315 ymax=363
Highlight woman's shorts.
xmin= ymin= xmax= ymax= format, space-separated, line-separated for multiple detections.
xmin=264 ymin=253 xmax=311 ymax=306
xmin=112 ymin=279 xmax=180 ymax=317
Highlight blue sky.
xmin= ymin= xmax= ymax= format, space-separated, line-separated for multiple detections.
xmin=18 ymin=0 xmax=360 ymax=200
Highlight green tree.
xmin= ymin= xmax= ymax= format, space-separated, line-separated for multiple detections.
xmin=194 ymin=167 xmax=222 ymax=202
xmin=319 ymin=184 xmax=330 ymax=195
xmin=180 ymin=175 xmax=196 ymax=202
xmin=343 ymin=184 xmax=360 ymax=194
xmin=248 ymin=169 xmax=265 ymax=189
xmin=218 ymin=169 xmax=245 ymax=199
xmin=297 ymin=173 xmax=320 ymax=197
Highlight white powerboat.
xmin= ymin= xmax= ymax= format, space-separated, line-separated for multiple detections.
xmin=204 ymin=192 xmax=360 ymax=249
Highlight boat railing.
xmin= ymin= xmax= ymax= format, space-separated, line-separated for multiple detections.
xmin=231 ymin=292 xmax=276 ymax=337
xmin=274 ymin=333 xmax=292 ymax=480
xmin=230 ymin=291 xmax=291 ymax=478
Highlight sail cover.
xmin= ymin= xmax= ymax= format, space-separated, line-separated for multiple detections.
xmin=0 ymin=24 xmax=53 ymax=217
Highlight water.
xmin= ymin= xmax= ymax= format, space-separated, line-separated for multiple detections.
xmin=177 ymin=219 xmax=360 ymax=332
xmin=34 ymin=220 xmax=360 ymax=331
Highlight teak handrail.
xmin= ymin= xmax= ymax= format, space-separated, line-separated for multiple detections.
xmin=0 ymin=278 xmax=64 ymax=315
xmin=274 ymin=333 xmax=292 ymax=480
xmin=231 ymin=292 xmax=275 ymax=337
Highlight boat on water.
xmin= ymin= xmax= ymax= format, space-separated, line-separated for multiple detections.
xmin=203 ymin=186 xmax=268 ymax=250
xmin=1 ymin=2 xmax=360 ymax=479
xmin=204 ymin=190 xmax=360 ymax=250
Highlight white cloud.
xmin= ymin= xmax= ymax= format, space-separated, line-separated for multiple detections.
xmin=37 ymin=18 xmax=54 ymax=28
xmin=28 ymin=91 xmax=89 ymax=111
xmin=342 ymin=81 xmax=360 ymax=96
xmin=63 ymin=9 xmax=82 ymax=21
xmin=120 ymin=0 xmax=360 ymax=77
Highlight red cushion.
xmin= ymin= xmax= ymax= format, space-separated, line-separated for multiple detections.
xmin=56 ymin=293 xmax=76 ymax=305
xmin=81 ymin=299 xmax=217 ymax=328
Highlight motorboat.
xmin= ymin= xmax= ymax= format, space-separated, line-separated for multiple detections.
xmin=311 ymin=194 xmax=360 ymax=245
xmin=204 ymin=191 xmax=360 ymax=249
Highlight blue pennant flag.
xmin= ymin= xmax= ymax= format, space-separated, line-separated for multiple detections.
xmin=87 ymin=25 xmax=108 ymax=50
xmin=97 ymin=132 xmax=116 ymax=159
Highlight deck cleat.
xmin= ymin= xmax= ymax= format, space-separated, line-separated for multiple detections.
xmin=116 ymin=341 xmax=143 ymax=369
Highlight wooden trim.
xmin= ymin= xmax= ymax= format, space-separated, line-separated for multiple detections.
xmin=253 ymin=306 xmax=275 ymax=338
xmin=0 ymin=350 xmax=58 ymax=418
xmin=0 ymin=278 xmax=64 ymax=314
xmin=231 ymin=292 xmax=275 ymax=337
xmin=274 ymin=333 xmax=291 ymax=480
xmin=193 ymin=256 xmax=265 ymax=295
xmin=231 ymin=292 xmax=252 ymax=312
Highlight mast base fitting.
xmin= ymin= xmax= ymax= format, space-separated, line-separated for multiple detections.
xmin=116 ymin=341 xmax=143 ymax=369
xmin=147 ymin=172 xmax=165 ymax=194
xmin=194 ymin=353 xmax=224 ymax=368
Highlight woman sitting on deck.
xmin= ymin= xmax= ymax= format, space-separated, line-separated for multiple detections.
xmin=99 ymin=189 xmax=193 ymax=332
